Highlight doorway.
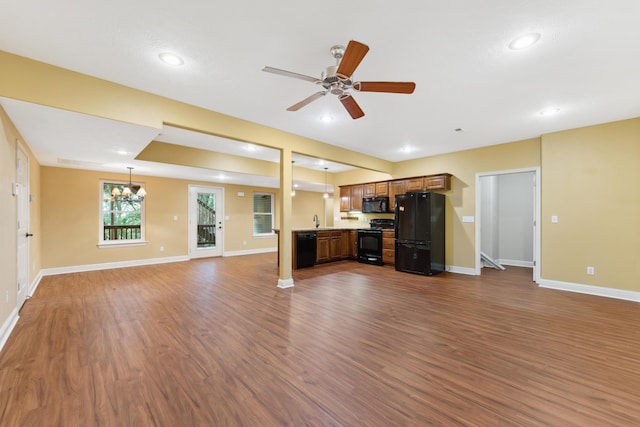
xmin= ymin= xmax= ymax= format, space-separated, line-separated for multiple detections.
xmin=188 ymin=185 xmax=224 ymax=259
xmin=475 ymin=167 xmax=540 ymax=282
xmin=16 ymin=143 xmax=29 ymax=308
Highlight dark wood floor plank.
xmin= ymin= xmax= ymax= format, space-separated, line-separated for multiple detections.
xmin=0 ymin=254 xmax=639 ymax=426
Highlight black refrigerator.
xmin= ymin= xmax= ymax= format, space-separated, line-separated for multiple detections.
xmin=395 ymin=191 xmax=445 ymax=275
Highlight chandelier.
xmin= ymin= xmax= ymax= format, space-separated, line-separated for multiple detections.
xmin=111 ymin=167 xmax=146 ymax=202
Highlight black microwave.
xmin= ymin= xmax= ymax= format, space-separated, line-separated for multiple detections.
xmin=362 ymin=196 xmax=389 ymax=213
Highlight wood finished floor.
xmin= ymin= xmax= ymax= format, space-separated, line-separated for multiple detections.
xmin=1 ymin=254 xmax=639 ymax=426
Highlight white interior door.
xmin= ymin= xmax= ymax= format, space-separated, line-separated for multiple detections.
xmin=16 ymin=145 xmax=29 ymax=308
xmin=189 ymin=185 xmax=224 ymax=259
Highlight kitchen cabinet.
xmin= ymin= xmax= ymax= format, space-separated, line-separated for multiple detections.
xmin=406 ymin=177 xmax=424 ymax=191
xmin=375 ymin=182 xmax=389 ymax=196
xmin=317 ymin=230 xmax=351 ymax=263
xmin=382 ymin=230 xmax=395 ymax=265
xmin=330 ymin=231 xmax=343 ymax=261
xmin=340 ymin=230 xmax=351 ymax=259
xmin=364 ymin=183 xmax=376 ymax=198
xmin=316 ymin=231 xmax=330 ymax=263
xmin=339 ymin=187 xmax=351 ymax=212
xmin=364 ymin=182 xmax=389 ymax=197
xmin=349 ymin=230 xmax=358 ymax=259
xmin=350 ymin=184 xmax=364 ymax=211
xmin=424 ymin=174 xmax=451 ymax=190
xmin=339 ymin=184 xmax=364 ymax=212
xmin=388 ymin=180 xmax=407 ymax=212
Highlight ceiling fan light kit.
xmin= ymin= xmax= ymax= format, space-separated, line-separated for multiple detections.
xmin=263 ymin=40 xmax=416 ymax=119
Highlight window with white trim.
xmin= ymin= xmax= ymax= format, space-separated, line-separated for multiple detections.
xmin=253 ymin=192 xmax=274 ymax=236
xmin=100 ymin=180 xmax=145 ymax=246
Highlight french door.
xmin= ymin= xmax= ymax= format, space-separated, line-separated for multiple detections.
xmin=188 ymin=186 xmax=224 ymax=258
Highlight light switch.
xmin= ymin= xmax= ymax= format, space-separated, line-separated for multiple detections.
xmin=551 ymin=215 xmax=558 ymax=223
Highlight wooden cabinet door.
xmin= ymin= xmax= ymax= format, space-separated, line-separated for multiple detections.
xmin=363 ymin=183 xmax=376 ymax=198
xmin=406 ymin=177 xmax=424 ymax=191
xmin=424 ymin=174 xmax=451 ymax=190
xmin=339 ymin=186 xmax=351 ymax=212
xmin=330 ymin=232 xmax=342 ymax=261
xmin=382 ymin=230 xmax=395 ymax=265
xmin=339 ymin=230 xmax=351 ymax=259
xmin=375 ymin=182 xmax=389 ymax=196
xmin=388 ymin=180 xmax=407 ymax=212
xmin=316 ymin=233 xmax=330 ymax=263
xmin=350 ymin=184 xmax=364 ymax=211
xmin=349 ymin=230 xmax=358 ymax=259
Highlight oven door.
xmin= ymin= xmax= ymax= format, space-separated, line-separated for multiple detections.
xmin=357 ymin=230 xmax=383 ymax=266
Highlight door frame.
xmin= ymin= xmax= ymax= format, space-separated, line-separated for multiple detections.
xmin=475 ymin=167 xmax=540 ymax=282
xmin=16 ymin=142 xmax=30 ymax=308
xmin=188 ymin=185 xmax=224 ymax=259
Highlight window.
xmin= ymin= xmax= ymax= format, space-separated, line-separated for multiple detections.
xmin=253 ymin=192 xmax=274 ymax=236
xmin=99 ymin=180 xmax=145 ymax=246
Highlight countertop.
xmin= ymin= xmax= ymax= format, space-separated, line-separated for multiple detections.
xmin=273 ymin=227 xmax=365 ymax=233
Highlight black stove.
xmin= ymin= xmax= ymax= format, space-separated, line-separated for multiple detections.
xmin=368 ymin=218 xmax=395 ymax=230
xmin=357 ymin=219 xmax=394 ymax=265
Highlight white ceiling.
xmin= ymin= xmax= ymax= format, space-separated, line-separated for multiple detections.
xmin=1 ymin=1 xmax=640 ymax=191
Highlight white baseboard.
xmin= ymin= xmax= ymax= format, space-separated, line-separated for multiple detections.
xmin=277 ymin=278 xmax=295 ymax=289
xmin=0 ymin=308 xmax=19 ymax=353
xmin=447 ymin=265 xmax=476 ymax=275
xmin=539 ymin=278 xmax=640 ymax=303
xmin=223 ymin=247 xmax=277 ymax=257
xmin=29 ymin=271 xmax=44 ymax=297
xmin=40 ymin=255 xmax=189 ymax=276
xmin=498 ymin=259 xmax=534 ymax=268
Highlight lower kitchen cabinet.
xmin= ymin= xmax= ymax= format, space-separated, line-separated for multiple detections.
xmin=382 ymin=230 xmax=395 ymax=265
xmin=316 ymin=231 xmax=330 ymax=264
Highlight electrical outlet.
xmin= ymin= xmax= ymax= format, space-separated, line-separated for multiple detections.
xmin=587 ymin=266 xmax=595 ymax=275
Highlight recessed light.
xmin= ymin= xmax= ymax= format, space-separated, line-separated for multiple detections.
xmin=540 ymin=107 xmax=561 ymax=116
xmin=320 ymin=114 xmax=334 ymax=123
xmin=399 ymin=145 xmax=417 ymax=153
xmin=243 ymin=144 xmax=259 ymax=152
xmin=158 ymin=52 xmax=184 ymax=66
xmin=508 ymin=33 xmax=541 ymax=50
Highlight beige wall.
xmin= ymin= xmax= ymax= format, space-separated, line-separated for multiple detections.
xmin=40 ymin=167 xmax=326 ymax=268
xmin=334 ymin=138 xmax=542 ymax=269
xmin=541 ymin=118 xmax=640 ymax=291
xmin=0 ymin=106 xmax=41 ymax=324
xmin=0 ymin=107 xmax=18 ymax=324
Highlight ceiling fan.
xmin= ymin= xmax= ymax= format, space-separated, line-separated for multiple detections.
xmin=262 ymin=40 xmax=416 ymax=119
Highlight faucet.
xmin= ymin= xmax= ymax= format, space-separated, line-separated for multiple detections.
xmin=313 ymin=214 xmax=320 ymax=228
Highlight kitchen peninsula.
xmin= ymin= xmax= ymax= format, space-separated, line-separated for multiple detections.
xmin=274 ymin=228 xmax=359 ymax=269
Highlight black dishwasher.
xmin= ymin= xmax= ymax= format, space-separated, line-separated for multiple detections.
xmin=296 ymin=233 xmax=317 ymax=269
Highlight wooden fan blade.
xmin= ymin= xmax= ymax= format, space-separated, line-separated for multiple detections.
xmin=336 ymin=40 xmax=369 ymax=78
xmin=262 ymin=66 xmax=320 ymax=84
xmin=339 ymin=94 xmax=365 ymax=119
xmin=286 ymin=91 xmax=327 ymax=111
xmin=354 ymin=81 xmax=416 ymax=94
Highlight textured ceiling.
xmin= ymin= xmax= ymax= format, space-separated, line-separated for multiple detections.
xmin=1 ymin=1 xmax=640 ymax=190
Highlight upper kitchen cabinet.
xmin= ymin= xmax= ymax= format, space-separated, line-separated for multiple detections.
xmin=339 ymin=184 xmax=364 ymax=212
xmin=350 ymin=184 xmax=364 ymax=211
xmin=405 ymin=177 xmax=424 ymax=191
xmin=424 ymin=173 xmax=451 ymax=190
xmin=388 ymin=180 xmax=407 ymax=212
xmin=340 ymin=174 xmax=451 ymax=212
